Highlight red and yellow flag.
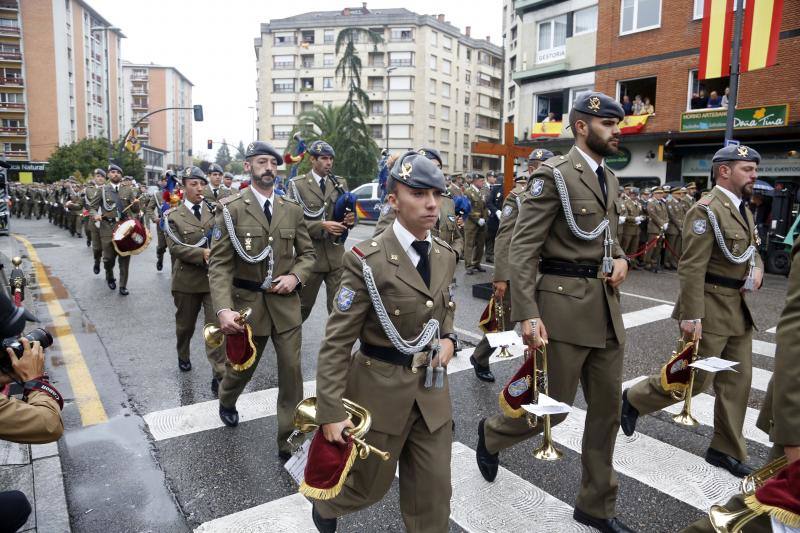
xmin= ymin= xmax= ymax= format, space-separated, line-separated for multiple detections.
xmin=699 ymin=0 xmax=734 ymax=80
xmin=740 ymin=0 xmax=784 ymax=72
xmin=532 ymin=122 xmax=562 ymax=138
xmin=619 ymin=114 xmax=650 ymax=135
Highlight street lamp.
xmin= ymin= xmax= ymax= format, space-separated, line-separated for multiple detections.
xmin=90 ymin=26 xmax=120 ymax=159
xmin=384 ymin=66 xmax=397 ymax=151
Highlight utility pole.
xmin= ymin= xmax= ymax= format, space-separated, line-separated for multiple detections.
xmin=724 ymin=0 xmax=746 ymax=144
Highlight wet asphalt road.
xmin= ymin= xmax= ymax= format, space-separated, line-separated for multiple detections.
xmin=3 ymin=216 xmax=787 ymax=533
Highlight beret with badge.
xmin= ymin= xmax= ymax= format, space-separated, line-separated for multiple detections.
xmin=390 ymin=151 xmax=446 ymax=193
xmin=712 ymin=144 xmax=761 ymax=164
xmin=528 ymin=148 xmax=555 ymax=162
xmin=309 ymin=140 xmax=336 ymax=158
xmin=245 ymin=141 xmax=284 ymax=165
xmin=107 ymin=163 xmax=123 ymax=173
xmin=207 ymin=163 xmax=224 ymax=174
xmin=417 ymin=147 xmax=442 ymax=167
xmin=572 ymin=91 xmax=625 ymax=120
xmin=182 ymin=166 xmax=208 ymax=184
xmin=93 ymin=168 xmax=106 ymax=177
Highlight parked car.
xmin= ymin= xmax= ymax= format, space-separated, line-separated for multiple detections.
xmin=351 ymin=182 xmax=382 ymax=222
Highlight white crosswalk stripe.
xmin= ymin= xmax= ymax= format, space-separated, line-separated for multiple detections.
xmin=752 ymin=339 xmax=776 ymax=358
xmin=661 ymin=394 xmax=771 ymax=447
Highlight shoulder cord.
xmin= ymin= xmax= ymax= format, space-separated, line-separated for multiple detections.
xmin=697 ymin=204 xmax=757 ymax=289
xmin=221 ymin=205 xmax=274 ymax=284
xmin=288 ymin=179 xmax=326 ymax=219
xmin=100 ymin=186 xmax=117 ymax=212
xmin=551 ymin=166 xmax=614 ymax=274
xmin=162 ymin=210 xmax=208 ymax=248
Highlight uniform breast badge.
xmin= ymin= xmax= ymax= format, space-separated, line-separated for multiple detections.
xmin=244 ymin=234 xmax=252 ymax=251
xmin=336 ymin=287 xmax=355 ymax=312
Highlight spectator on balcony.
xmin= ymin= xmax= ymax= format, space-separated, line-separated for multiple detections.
xmin=707 ymin=90 xmax=723 ymax=108
xmin=691 ymin=89 xmax=708 ymax=109
xmin=541 ymin=111 xmax=557 ymax=123
xmin=721 ymin=87 xmax=730 ymax=108
xmin=621 ymin=95 xmax=633 ymax=115
xmin=632 ymin=94 xmax=644 ymax=115
xmin=637 ymin=97 xmax=654 ymax=116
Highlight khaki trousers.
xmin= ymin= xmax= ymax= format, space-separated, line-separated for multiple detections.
xmin=90 ymin=221 xmax=102 ymax=263
xmin=620 ymin=229 xmax=639 ymax=257
xmin=627 ymin=329 xmax=753 ymax=461
xmin=643 ymin=232 xmax=662 ymax=268
xmin=172 ymin=291 xmax=226 ymax=379
xmin=315 ymin=403 xmax=453 ymax=533
xmin=464 ymin=220 xmax=486 ymax=269
xmin=218 ymin=328 xmax=302 ymax=454
xmin=484 ymin=330 xmax=624 ymax=519
xmin=664 ymin=233 xmax=682 ymax=268
xmin=100 ymin=220 xmax=131 ymax=287
xmin=300 ymin=267 xmax=342 ymax=322
xmin=155 ymin=225 xmax=167 ymax=259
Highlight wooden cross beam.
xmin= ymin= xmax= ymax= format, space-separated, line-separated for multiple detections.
xmin=471 ymin=123 xmax=531 ymax=196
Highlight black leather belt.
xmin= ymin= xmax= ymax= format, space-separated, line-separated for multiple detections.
xmin=361 ymin=343 xmax=414 ymax=367
xmin=233 ymin=278 xmax=267 ymax=292
xmin=540 ymin=259 xmax=599 ymax=278
xmin=101 ymin=217 xmax=118 ymax=223
xmin=705 ymin=273 xmax=745 ymax=289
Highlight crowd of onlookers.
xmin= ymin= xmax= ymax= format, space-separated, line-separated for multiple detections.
xmin=621 ymin=94 xmax=655 ymax=116
xmin=690 ymin=87 xmax=731 ymax=109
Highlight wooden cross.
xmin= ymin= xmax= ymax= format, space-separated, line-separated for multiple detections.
xmin=471 ymin=123 xmax=531 ymax=196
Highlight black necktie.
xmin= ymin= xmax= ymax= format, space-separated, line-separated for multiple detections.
xmin=213 ymin=189 xmax=218 ymax=199
xmin=739 ymin=201 xmax=748 ymax=224
xmin=264 ymin=199 xmax=272 ymax=225
xmin=319 ymin=178 xmax=326 ymax=196
xmin=192 ymin=204 xmax=201 ymax=221
xmin=596 ymin=166 xmax=607 ymax=204
xmin=411 ymin=240 xmax=431 ymax=287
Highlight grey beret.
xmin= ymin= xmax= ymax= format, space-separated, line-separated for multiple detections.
xmin=309 ymin=140 xmax=335 ymax=158
xmin=528 ymin=148 xmax=555 ymax=161
xmin=182 ymin=166 xmax=208 ymax=184
xmin=245 ymin=141 xmax=283 ymax=165
xmin=712 ymin=144 xmax=761 ymax=164
xmin=417 ymin=147 xmax=442 ymax=166
xmin=93 ymin=168 xmax=106 ymax=177
xmin=107 ymin=163 xmax=123 ymax=173
xmin=573 ymin=91 xmax=625 ymax=120
xmin=207 ymin=163 xmax=224 ymax=174
xmin=390 ymin=151 xmax=446 ymax=193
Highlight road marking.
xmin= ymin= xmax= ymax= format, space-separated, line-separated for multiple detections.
xmin=455 ymin=326 xmax=482 ymax=342
xmin=752 ymin=340 xmax=775 ymax=358
xmin=620 ymin=291 xmax=675 ymax=305
xmin=624 ymin=367 xmax=772 ymax=394
xmin=661 ymin=394 xmax=770 ymax=447
xmin=14 ymin=235 xmax=107 ymax=426
xmin=194 ymin=492 xmax=314 ymax=532
xmin=622 ymin=304 xmax=673 ymax=328
xmin=766 ymin=326 xmax=776 ymax=334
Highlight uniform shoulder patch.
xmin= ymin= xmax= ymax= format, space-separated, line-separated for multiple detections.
xmin=692 ymin=219 xmax=707 ymax=234
xmin=213 ymin=225 xmax=223 ymax=240
xmin=164 ymin=207 xmax=176 ymax=216
xmin=698 ymin=195 xmax=713 ymax=206
xmin=530 ymin=178 xmax=545 ymax=198
xmin=352 ymin=239 xmax=381 ymax=258
xmin=502 ymin=204 xmax=514 ymax=218
xmin=335 ymin=287 xmax=355 ymax=312
xmin=380 ymin=203 xmax=392 ymax=217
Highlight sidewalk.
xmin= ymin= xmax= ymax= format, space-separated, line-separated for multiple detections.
xmin=0 ymin=233 xmax=71 ymax=533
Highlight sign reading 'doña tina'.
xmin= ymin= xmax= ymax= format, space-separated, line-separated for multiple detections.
xmin=680 ymin=104 xmax=789 ymax=132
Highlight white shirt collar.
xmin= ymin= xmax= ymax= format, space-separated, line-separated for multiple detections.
xmin=248 ymin=186 xmax=274 ymax=210
xmin=183 ymin=198 xmax=202 ymax=212
xmin=311 ymin=170 xmax=326 ymax=186
xmin=715 ymin=185 xmax=742 ymax=210
xmin=574 ymin=145 xmax=603 ymax=174
xmin=392 ymin=219 xmax=431 ymax=267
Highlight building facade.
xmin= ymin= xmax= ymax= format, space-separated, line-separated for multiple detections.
xmin=122 ymin=62 xmax=194 ymax=174
xmin=2 ymin=0 xmax=124 ymax=180
xmin=254 ymin=4 xmax=504 ymax=174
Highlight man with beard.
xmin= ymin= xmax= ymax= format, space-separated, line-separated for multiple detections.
xmin=287 ymin=140 xmax=355 ymax=322
xmin=475 ymin=92 xmax=636 ymax=533
xmin=203 ymin=163 xmax=231 ymax=209
xmin=96 ymin=164 xmax=140 ymax=295
xmin=209 ymin=141 xmax=315 ymax=459
xmin=622 ymin=145 xmax=764 ymax=479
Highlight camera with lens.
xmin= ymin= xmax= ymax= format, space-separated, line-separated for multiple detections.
xmin=0 ymin=328 xmax=53 ymax=374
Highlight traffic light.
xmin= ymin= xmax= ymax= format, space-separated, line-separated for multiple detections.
xmin=207 ymin=139 xmax=213 ymax=150
xmin=193 ymin=104 xmax=204 ymax=122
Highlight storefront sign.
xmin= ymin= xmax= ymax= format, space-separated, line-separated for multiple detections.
xmin=536 ymin=46 xmax=565 ymax=64
xmin=682 ymin=152 xmax=800 ymax=177
xmin=605 ymin=147 xmax=632 ymax=170
xmin=680 ymin=104 xmax=789 ymax=132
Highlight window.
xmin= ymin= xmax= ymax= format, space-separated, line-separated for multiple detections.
xmin=323 ymin=77 xmax=333 ymax=90
xmin=324 ymin=29 xmax=335 ymax=44
xmin=568 ymin=86 xmax=593 ymax=111
xmin=390 ymin=27 xmax=413 ymax=41
xmin=301 ymin=30 xmax=315 ymax=45
xmin=428 ymin=126 xmax=436 ymax=142
xmin=370 ymin=124 xmax=383 ymax=138
xmin=465 ymin=92 xmax=470 ymax=105
xmin=369 ymin=101 xmax=384 ymax=115
xmin=535 ymin=91 xmax=565 ymax=122
xmin=300 ymin=101 xmax=314 ymax=112
xmin=301 ymin=54 xmax=314 ymax=68
xmin=428 ymin=102 xmax=436 ymax=118
xmin=465 ymin=70 xmax=471 ymax=83
xmin=439 ymin=151 xmax=449 ymax=166
xmin=274 ymin=32 xmax=295 ymax=46
xmin=273 ymin=102 xmax=294 ymax=116
xmin=368 ymin=52 xmax=384 ymax=67
xmin=353 ymin=184 xmax=375 ymax=200
xmin=574 ymin=6 xmax=598 ymax=35
xmin=618 ymin=76 xmax=658 ymax=114
xmin=687 ymin=69 xmax=730 ymax=110
xmin=429 ymin=79 xmax=436 ymax=95
xmin=441 ymin=105 xmax=450 ymax=121
xmin=464 ymin=112 xmax=470 ymax=127
xmin=620 ymin=0 xmax=661 ymax=34
xmin=443 ymin=36 xmax=452 ymax=50
xmin=388 ymin=124 xmax=411 ymax=139
xmin=272 ymin=125 xmax=292 ymax=139
xmin=300 ymin=77 xmax=314 ymax=91
xmin=440 ymin=128 xmax=450 ymax=144
xmin=273 ymin=78 xmax=295 ymax=93
xmin=0 ymin=92 xmax=23 ymax=103
xmin=466 ymin=49 xmax=472 ymax=61
xmin=463 ymin=155 xmax=469 ymax=169
xmin=389 ymin=76 xmax=412 ymax=91
xmin=431 ymin=31 xmax=438 ymax=47
xmin=323 ymin=54 xmax=334 ymax=67
xmin=273 ymin=55 xmax=295 ymax=69
xmin=430 ymin=55 xmax=437 ymax=71
xmin=508 ymin=86 xmax=515 ymax=101
xmin=389 ymin=100 xmax=411 ymax=115
xmin=389 ymin=51 xmax=413 ymax=67
xmin=442 ymin=82 xmax=451 ymax=98
xmin=442 ymin=59 xmax=451 ymax=75
xmin=367 ymin=76 xmax=384 ymax=90
xmin=537 ymin=15 xmax=567 ymax=63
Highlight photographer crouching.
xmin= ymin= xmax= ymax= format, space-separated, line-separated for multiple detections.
xmin=0 ymin=292 xmax=63 ymax=533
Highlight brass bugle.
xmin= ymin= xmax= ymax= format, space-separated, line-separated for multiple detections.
xmin=203 ymin=307 xmax=253 ymax=348
xmin=495 ymin=294 xmax=511 ymax=358
xmin=672 ymin=338 xmax=700 ymax=427
xmin=524 ymin=346 xmax=563 ymax=461
xmin=741 ymin=454 xmax=788 ymax=494
xmin=292 ymin=397 xmax=390 ymax=461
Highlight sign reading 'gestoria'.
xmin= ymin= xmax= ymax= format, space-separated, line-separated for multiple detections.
xmin=680 ymin=104 xmax=789 ymax=132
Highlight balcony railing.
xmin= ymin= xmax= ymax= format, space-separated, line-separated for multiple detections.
xmin=131 ymin=101 xmax=148 ymax=109
xmin=0 ymin=51 xmax=20 ymax=60
xmin=0 ymin=1 xmax=19 ymax=10
xmin=0 ymin=102 xmax=24 ymax=110
xmin=0 ymin=126 xmax=26 ymax=135
xmin=389 ymin=59 xmax=413 ymax=67
xmin=130 ymin=73 xmax=148 ymax=80
xmin=0 ymin=76 xmax=22 ymax=85
xmin=130 ymin=89 xmax=148 ymax=96
xmin=3 ymin=149 xmax=26 ymax=157
xmin=0 ymin=25 xmax=19 ymax=35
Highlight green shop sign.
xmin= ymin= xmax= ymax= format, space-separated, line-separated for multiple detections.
xmin=605 ymin=147 xmax=631 ymax=170
xmin=680 ymin=104 xmax=789 ymax=132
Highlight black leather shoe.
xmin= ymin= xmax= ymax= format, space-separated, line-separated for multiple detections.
xmin=465 ymin=268 xmax=476 ymax=275
xmin=219 ymin=404 xmax=239 ymax=427
xmin=470 ymin=355 xmax=495 ymax=383
xmin=476 ymin=418 xmax=499 ymax=482
xmin=211 ymin=377 xmax=219 ymax=397
xmin=86 ymin=239 xmax=91 ymax=247
xmin=178 ymin=360 xmax=192 ymax=372
xmin=476 ymin=265 xmax=487 ymax=272
xmin=93 ymin=262 xmax=100 ymax=275
xmin=119 ymin=287 xmax=129 ymax=296
xmin=573 ymin=508 xmax=636 ymax=532
xmin=107 ymin=278 xmax=116 ymax=290
xmin=620 ymin=389 xmax=639 ymax=437
xmin=705 ymin=448 xmax=754 ymax=478
xmin=156 ymin=257 xmax=163 ymax=271
xmin=312 ymin=503 xmax=337 ymax=533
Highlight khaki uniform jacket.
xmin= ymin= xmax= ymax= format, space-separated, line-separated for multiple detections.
xmin=83 ymin=185 xmax=97 ymax=210
xmin=209 ymin=188 xmax=316 ymax=336
xmin=465 ymin=185 xmax=488 ymax=224
xmin=288 ymin=172 xmax=350 ymax=273
xmin=673 ymin=187 xmax=764 ymax=336
xmin=494 ymin=184 xmax=525 ymax=282
xmin=756 ymin=237 xmax=800 ymax=446
xmin=666 ymin=198 xmax=687 ymax=236
xmin=165 ymin=202 xmax=214 ymax=294
xmin=315 ymin=229 xmax=457 ymax=435
xmin=0 ymin=391 xmax=63 ymax=444
xmin=97 ymin=183 xmax=139 ymax=220
xmin=447 ymin=183 xmax=462 ymax=198
xmin=509 ymin=147 xmax=626 ymax=348
xmin=202 ymin=184 xmax=232 ymax=209
xmin=620 ymin=196 xmax=642 ymax=236
xmin=647 ymin=199 xmax=668 ymax=233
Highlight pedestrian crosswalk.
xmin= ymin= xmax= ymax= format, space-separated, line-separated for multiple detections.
xmin=138 ymin=303 xmax=777 ymax=532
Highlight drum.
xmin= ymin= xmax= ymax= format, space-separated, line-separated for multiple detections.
xmin=112 ymin=218 xmax=151 ymax=256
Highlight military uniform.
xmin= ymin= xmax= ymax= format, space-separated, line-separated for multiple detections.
xmin=619 ymin=188 xmax=643 ymax=257
xmin=485 ymin=176 xmax=503 ymax=263
xmin=209 ymin=141 xmax=315 ymax=453
xmin=65 ymin=181 xmax=83 ymax=238
xmin=97 ymin=164 xmax=140 ymax=294
xmin=644 ymin=188 xmax=668 ymax=270
xmin=165 ymin=167 xmax=226 ymax=385
xmin=479 ymin=93 xmax=632 ymax=527
xmin=464 ymin=177 xmax=488 ymax=273
xmin=664 ymin=190 xmax=688 ymax=269
xmin=151 ymin=181 xmax=170 ymax=271
xmin=202 ymin=163 xmax=232 ymax=209
xmin=314 ymin=152 xmax=458 ymax=532
xmin=85 ymin=171 xmax=106 ymax=274
xmin=626 ymin=145 xmax=765 ymax=471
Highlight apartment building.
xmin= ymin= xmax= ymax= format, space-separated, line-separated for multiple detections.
xmin=122 ymin=62 xmax=194 ymax=178
xmin=1 ymin=0 xmax=124 ymax=181
xmin=254 ymin=3 xmax=504 ymax=174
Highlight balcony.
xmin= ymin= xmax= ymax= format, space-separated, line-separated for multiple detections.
xmin=0 ymin=50 xmax=20 ymax=61
xmin=0 ymin=126 xmax=26 ymax=135
xmin=0 ymin=102 xmax=23 ymax=111
xmin=512 ymin=60 xmax=569 ymax=83
xmin=0 ymin=76 xmax=21 ymax=86
xmin=0 ymin=1 xmax=19 ymax=10
xmin=130 ymin=73 xmax=148 ymax=81
xmin=4 ymin=149 xmax=26 ymax=158
xmin=0 ymin=25 xmax=19 ymax=36
xmin=131 ymin=101 xmax=148 ymax=110
xmin=130 ymin=88 xmax=148 ymax=96
xmin=514 ymin=0 xmax=565 ymax=15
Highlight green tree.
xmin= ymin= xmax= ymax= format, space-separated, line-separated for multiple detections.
xmin=215 ymin=139 xmax=233 ymax=168
xmin=235 ymin=141 xmax=246 ymax=161
xmin=335 ymin=28 xmax=383 ymax=108
xmin=227 ymin=160 xmax=244 ymax=175
xmin=289 ymin=104 xmax=379 ymax=185
xmin=46 ymin=137 xmax=145 ymax=183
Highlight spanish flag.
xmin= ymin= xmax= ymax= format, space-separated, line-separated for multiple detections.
xmin=699 ymin=0 xmax=734 ymax=80
xmin=532 ymin=122 xmax=562 ymax=138
xmin=740 ymin=0 xmax=784 ymax=73
xmin=619 ymin=114 xmax=650 ymax=135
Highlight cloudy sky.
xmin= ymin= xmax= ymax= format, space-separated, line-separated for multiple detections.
xmin=89 ymin=0 xmax=504 ymax=162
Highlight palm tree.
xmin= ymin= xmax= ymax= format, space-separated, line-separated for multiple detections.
xmin=334 ymin=27 xmax=383 ymax=109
